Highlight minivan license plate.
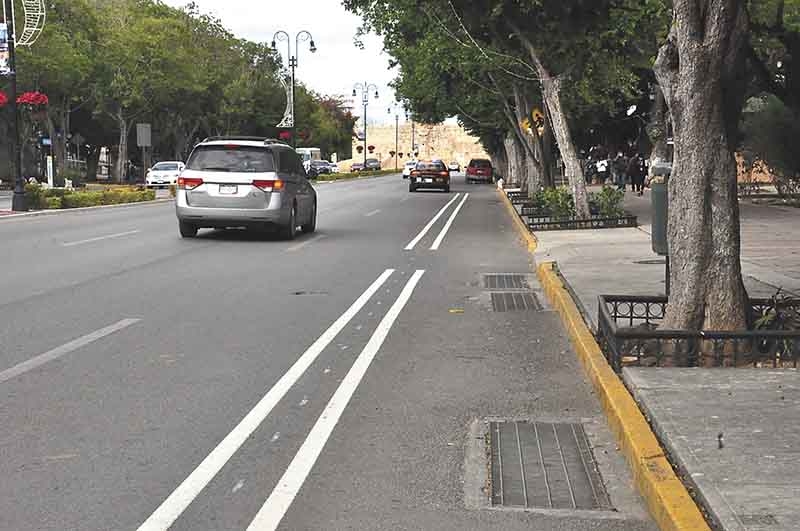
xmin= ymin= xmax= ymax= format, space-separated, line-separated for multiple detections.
xmin=219 ymin=184 xmax=237 ymax=194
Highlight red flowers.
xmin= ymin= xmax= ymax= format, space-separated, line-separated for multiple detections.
xmin=17 ymin=91 xmax=49 ymax=106
xmin=0 ymin=91 xmax=7 ymax=106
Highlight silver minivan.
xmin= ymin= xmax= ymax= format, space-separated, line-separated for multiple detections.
xmin=175 ymin=137 xmax=317 ymax=239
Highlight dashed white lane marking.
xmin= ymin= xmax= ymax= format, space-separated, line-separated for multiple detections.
xmin=430 ymin=193 xmax=469 ymax=250
xmin=62 ymin=230 xmax=140 ymax=247
xmin=404 ymin=194 xmax=460 ymax=250
xmin=364 ymin=209 xmax=381 ymax=217
xmin=0 ymin=319 xmax=140 ymax=384
xmin=136 ymin=269 xmax=395 ymax=531
xmin=246 ymin=269 xmax=425 ymax=531
xmin=286 ymin=234 xmax=326 ymax=252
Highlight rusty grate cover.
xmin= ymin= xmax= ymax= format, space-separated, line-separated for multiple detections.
xmin=489 ymin=421 xmax=612 ymax=510
xmin=484 ymin=274 xmax=528 ymax=290
xmin=490 ymin=292 xmax=541 ymax=312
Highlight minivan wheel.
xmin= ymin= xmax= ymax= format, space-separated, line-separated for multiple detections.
xmin=179 ymin=221 xmax=198 ymax=238
xmin=302 ymin=202 xmax=317 ymax=233
xmin=281 ymin=205 xmax=297 ymax=240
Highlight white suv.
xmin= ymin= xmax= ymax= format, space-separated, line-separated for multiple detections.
xmin=175 ymin=137 xmax=317 ymax=240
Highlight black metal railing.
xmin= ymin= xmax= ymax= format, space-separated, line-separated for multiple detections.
xmin=527 ymin=215 xmax=638 ymax=231
xmin=598 ymin=295 xmax=800 ymax=371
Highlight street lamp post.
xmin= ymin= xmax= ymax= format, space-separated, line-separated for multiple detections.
xmin=271 ymin=30 xmax=316 ymax=148
xmin=387 ymin=104 xmax=402 ymax=171
xmin=352 ymin=82 xmax=378 ymax=167
xmin=3 ymin=1 xmax=24 ymax=211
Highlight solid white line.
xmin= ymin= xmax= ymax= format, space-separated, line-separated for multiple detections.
xmin=364 ymin=209 xmax=381 ymax=217
xmin=404 ymin=194 xmax=460 ymax=250
xmin=136 ymin=269 xmax=395 ymax=531
xmin=0 ymin=319 xmax=140 ymax=384
xmin=286 ymin=234 xmax=326 ymax=252
xmin=246 ymin=270 xmax=425 ymax=531
xmin=62 ymin=229 xmax=140 ymax=247
xmin=430 ymin=193 xmax=469 ymax=250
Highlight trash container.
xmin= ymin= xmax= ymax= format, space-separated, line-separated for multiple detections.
xmin=651 ymin=178 xmax=668 ymax=256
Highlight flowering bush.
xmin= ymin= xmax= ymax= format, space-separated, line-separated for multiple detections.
xmin=17 ymin=91 xmax=49 ymax=106
xmin=0 ymin=91 xmax=7 ymax=106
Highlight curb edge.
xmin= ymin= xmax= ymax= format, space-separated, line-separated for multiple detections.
xmin=0 ymin=198 xmax=173 ymax=220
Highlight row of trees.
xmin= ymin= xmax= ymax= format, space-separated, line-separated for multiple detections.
xmin=0 ymin=0 xmax=356 ymax=182
xmin=345 ymin=0 xmax=799 ymax=332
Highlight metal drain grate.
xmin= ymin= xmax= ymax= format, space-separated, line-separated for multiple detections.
xmin=490 ymin=292 xmax=540 ymax=312
xmin=738 ymin=514 xmax=778 ymax=526
xmin=489 ymin=421 xmax=612 ymax=510
xmin=484 ymin=274 xmax=528 ymax=290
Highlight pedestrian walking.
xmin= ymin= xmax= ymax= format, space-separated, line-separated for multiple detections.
xmin=628 ymin=152 xmax=647 ymax=195
xmin=596 ymin=158 xmax=608 ymax=185
xmin=613 ymin=152 xmax=628 ymax=191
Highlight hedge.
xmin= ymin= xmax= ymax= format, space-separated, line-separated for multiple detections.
xmin=317 ymin=169 xmax=398 ymax=181
xmin=24 ymin=183 xmax=156 ymax=210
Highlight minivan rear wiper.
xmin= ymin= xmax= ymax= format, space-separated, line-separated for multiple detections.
xmin=198 ymin=166 xmax=232 ymax=172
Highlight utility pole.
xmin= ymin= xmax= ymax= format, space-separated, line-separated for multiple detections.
xmin=353 ymin=82 xmax=378 ymax=167
xmin=3 ymin=2 xmax=25 ymax=210
xmin=388 ymin=103 xmax=402 ymax=171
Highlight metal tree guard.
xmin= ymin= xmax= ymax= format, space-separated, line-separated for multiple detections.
xmin=3 ymin=0 xmax=46 ymax=211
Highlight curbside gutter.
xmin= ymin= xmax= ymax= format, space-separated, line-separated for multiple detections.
xmin=498 ymin=187 xmax=710 ymax=531
xmin=0 ymin=198 xmax=173 ymax=221
xmin=496 ymin=188 xmax=538 ymax=253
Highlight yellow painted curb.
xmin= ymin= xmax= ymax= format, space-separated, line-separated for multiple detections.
xmin=536 ymin=262 xmax=710 ymax=531
xmin=497 ymin=188 xmax=537 ymax=253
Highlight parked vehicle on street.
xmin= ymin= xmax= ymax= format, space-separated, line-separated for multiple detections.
xmin=465 ymin=158 xmax=493 ymax=183
xmin=146 ymin=161 xmax=185 ymax=187
xmin=326 ymin=161 xmax=339 ymax=173
xmin=175 ymin=137 xmax=317 ymax=240
xmin=308 ymin=159 xmax=332 ymax=175
xmin=402 ymin=160 xmax=416 ymax=179
xmin=409 ymin=160 xmax=450 ymax=193
xmin=365 ymin=158 xmax=381 ymax=171
xmin=351 ymin=162 xmax=365 ymax=172
xmin=448 ymin=161 xmax=460 ymax=172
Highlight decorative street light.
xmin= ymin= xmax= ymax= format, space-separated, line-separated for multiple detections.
xmin=271 ymin=30 xmax=316 ymax=148
xmin=405 ymin=110 xmax=417 ymax=159
xmin=2 ymin=0 xmax=46 ymax=211
xmin=352 ymin=82 xmax=378 ymax=167
xmin=387 ymin=102 xmax=404 ymax=171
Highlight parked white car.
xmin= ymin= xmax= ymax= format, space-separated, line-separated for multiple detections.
xmin=402 ymin=160 xmax=416 ymax=179
xmin=146 ymin=161 xmax=185 ymax=187
xmin=327 ymin=161 xmax=339 ymax=174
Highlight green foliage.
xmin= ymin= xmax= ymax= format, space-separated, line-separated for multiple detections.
xmin=319 ymin=169 xmax=398 ymax=181
xmin=23 ymin=183 xmax=155 ymax=209
xmin=531 ymin=187 xmax=576 ymax=218
xmin=590 ymin=186 xmax=626 ymax=218
xmin=46 ymin=197 xmax=63 ymax=209
xmin=740 ymin=94 xmax=800 ymax=196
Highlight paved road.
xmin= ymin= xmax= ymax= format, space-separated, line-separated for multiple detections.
xmin=0 ymin=175 xmax=655 ymax=530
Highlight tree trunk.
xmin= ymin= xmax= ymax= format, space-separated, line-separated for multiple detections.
xmin=646 ymin=85 xmax=670 ymax=176
xmin=653 ymin=0 xmax=749 ymax=332
xmin=114 ymin=114 xmax=129 ymax=183
xmin=511 ymin=86 xmax=543 ymax=195
xmin=503 ymin=132 xmax=520 ymax=187
xmin=491 ymin=147 xmax=508 ymax=184
xmin=541 ymin=113 xmax=555 ymax=188
xmin=85 ymin=145 xmax=100 ymax=182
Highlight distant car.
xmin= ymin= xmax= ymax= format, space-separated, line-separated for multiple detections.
xmin=409 ymin=160 xmax=450 ymax=193
xmin=326 ymin=161 xmax=339 ymax=174
xmin=466 ymin=158 xmax=493 ymax=184
xmin=365 ymin=158 xmax=381 ymax=171
xmin=448 ymin=161 xmax=460 ymax=172
xmin=308 ymin=160 xmax=331 ymax=175
xmin=402 ymin=160 xmax=416 ymax=179
xmin=351 ymin=162 xmax=365 ymax=172
xmin=146 ymin=161 xmax=184 ymax=187
xmin=175 ymin=137 xmax=317 ymax=240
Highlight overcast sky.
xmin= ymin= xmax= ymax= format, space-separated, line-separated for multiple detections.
xmin=162 ymin=0 xmax=405 ymax=125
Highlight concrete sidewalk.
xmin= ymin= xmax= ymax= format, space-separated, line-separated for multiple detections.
xmin=525 ymin=189 xmax=800 ymax=531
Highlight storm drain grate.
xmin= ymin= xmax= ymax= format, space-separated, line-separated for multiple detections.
xmin=489 ymin=421 xmax=612 ymax=510
xmin=484 ymin=274 xmax=528 ymax=290
xmin=738 ymin=514 xmax=778 ymax=526
xmin=490 ymin=292 xmax=541 ymax=312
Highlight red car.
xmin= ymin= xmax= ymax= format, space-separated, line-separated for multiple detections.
xmin=466 ymin=158 xmax=493 ymax=184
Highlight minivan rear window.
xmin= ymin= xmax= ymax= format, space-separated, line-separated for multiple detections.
xmin=469 ymin=159 xmax=491 ymax=168
xmin=186 ymin=146 xmax=275 ymax=173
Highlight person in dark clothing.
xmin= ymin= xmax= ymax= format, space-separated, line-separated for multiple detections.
xmin=628 ymin=153 xmax=647 ymax=195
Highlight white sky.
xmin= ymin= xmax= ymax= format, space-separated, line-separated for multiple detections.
xmin=162 ymin=0 xmax=405 ymax=125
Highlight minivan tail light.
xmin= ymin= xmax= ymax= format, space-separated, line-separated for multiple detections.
xmin=253 ymin=179 xmax=284 ymax=191
xmin=438 ymin=171 xmax=449 ymax=177
xmin=178 ymin=176 xmax=203 ymax=190
xmin=410 ymin=170 xmax=420 ymax=177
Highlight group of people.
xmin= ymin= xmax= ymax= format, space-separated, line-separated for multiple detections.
xmin=584 ymin=150 xmax=648 ymax=196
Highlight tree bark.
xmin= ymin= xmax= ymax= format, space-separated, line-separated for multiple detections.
xmin=646 ymin=85 xmax=670 ymax=176
xmin=114 ymin=113 xmax=129 ymax=183
xmin=653 ymin=0 xmax=750 ymax=332
xmin=85 ymin=145 xmax=100 ymax=182
xmin=503 ymin=132 xmax=520 ymax=187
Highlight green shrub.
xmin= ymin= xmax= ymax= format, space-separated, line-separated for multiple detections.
xmin=590 ymin=186 xmax=626 ymax=218
xmin=46 ymin=196 xmax=62 ymax=209
xmin=24 ymin=183 xmax=48 ymax=209
xmin=61 ymin=191 xmax=101 ymax=208
xmin=531 ymin=187 xmax=575 ymax=218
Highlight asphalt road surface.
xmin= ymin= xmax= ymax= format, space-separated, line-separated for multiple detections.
xmin=0 ymin=174 xmax=656 ymax=531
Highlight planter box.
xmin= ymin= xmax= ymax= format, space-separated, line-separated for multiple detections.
xmin=527 ymin=214 xmax=637 ymax=231
xmin=598 ymin=295 xmax=800 ymax=371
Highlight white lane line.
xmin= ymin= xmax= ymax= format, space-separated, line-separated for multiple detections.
xmin=136 ymin=269 xmax=394 ymax=531
xmin=286 ymin=234 xmax=326 ymax=252
xmin=430 ymin=193 xmax=469 ymax=250
xmin=246 ymin=269 xmax=425 ymax=531
xmin=364 ymin=209 xmax=381 ymax=217
xmin=0 ymin=319 xmax=140 ymax=384
xmin=62 ymin=229 xmax=140 ymax=247
xmin=404 ymin=194 xmax=460 ymax=250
